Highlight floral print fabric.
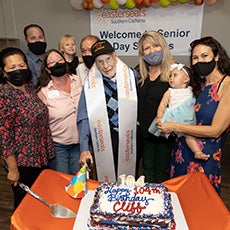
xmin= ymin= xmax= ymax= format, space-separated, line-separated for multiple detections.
xmin=170 ymin=81 xmax=230 ymax=194
xmin=0 ymin=83 xmax=55 ymax=167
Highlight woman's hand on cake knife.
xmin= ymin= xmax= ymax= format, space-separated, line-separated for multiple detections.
xmin=79 ymin=150 xmax=93 ymax=171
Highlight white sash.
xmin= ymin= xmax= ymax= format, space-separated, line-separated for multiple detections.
xmin=84 ymin=58 xmax=137 ymax=182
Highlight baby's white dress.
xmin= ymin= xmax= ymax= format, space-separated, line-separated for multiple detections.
xmin=148 ymin=86 xmax=196 ymax=137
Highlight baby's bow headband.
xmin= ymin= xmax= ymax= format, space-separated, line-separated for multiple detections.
xmin=170 ymin=63 xmax=189 ymax=76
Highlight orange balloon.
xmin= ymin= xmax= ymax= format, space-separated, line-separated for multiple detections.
xmin=194 ymin=0 xmax=204 ymax=5
xmin=86 ymin=0 xmax=92 ymax=3
xmin=88 ymin=2 xmax=95 ymax=9
xmin=101 ymin=0 xmax=109 ymax=3
xmin=135 ymin=0 xmax=143 ymax=4
xmin=143 ymin=0 xmax=152 ymax=7
xmin=82 ymin=1 xmax=88 ymax=9
xmin=135 ymin=2 xmax=144 ymax=8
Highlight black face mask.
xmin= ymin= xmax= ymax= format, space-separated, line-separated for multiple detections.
xmin=28 ymin=41 xmax=47 ymax=55
xmin=6 ymin=69 xmax=30 ymax=86
xmin=83 ymin=55 xmax=94 ymax=69
xmin=192 ymin=59 xmax=216 ymax=77
xmin=48 ymin=62 xmax=67 ymax=77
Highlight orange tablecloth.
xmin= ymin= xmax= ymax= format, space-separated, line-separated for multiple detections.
xmin=10 ymin=170 xmax=230 ymax=230
xmin=162 ymin=173 xmax=230 ymax=230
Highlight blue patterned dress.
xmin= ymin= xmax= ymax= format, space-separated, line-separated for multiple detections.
xmin=170 ymin=78 xmax=230 ymax=194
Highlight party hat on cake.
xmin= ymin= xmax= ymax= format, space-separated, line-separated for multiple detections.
xmin=65 ymin=160 xmax=91 ymax=199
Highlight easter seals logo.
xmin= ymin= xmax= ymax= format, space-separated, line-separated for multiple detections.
xmin=96 ymin=8 xmax=146 ymax=25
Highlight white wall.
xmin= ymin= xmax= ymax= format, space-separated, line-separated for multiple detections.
xmin=0 ymin=0 xmax=229 ymax=67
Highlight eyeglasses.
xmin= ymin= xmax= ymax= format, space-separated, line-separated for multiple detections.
xmin=47 ymin=59 xmax=64 ymax=67
xmin=190 ymin=36 xmax=214 ymax=48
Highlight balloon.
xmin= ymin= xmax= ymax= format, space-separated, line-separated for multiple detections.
xmin=101 ymin=0 xmax=109 ymax=3
xmin=135 ymin=2 xmax=144 ymax=8
xmin=70 ymin=0 xmax=83 ymax=10
xmin=178 ymin=0 xmax=188 ymax=3
xmin=143 ymin=0 xmax=152 ymax=7
xmin=159 ymin=0 xmax=171 ymax=7
xmin=103 ymin=3 xmax=111 ymax=8
xmin=88 ymin=1 xmax=95 ymax=9
xmin=82 ymin=0 xmax=88 ymax=9
xmin=109 ymin=0 xmax=119 ymax=9
xmin=135 ymin=0 xmax=143 ymax=4
xmin=170 ymin=0 xmax=178 ymax=5
xmin=194 ymin=0 xmax=204 ymax=5
xmin=170 ymin=0 xmax=177 ymax=5
xmin=117 ymin=0 xmax=127 ymax=4
xmin=205 ymin=0 xmax=216 ymax=5
xmin=125 ymin=0 xmax=136 ymax=8
xmin=93 ymin=0 xmax=103 ymax=8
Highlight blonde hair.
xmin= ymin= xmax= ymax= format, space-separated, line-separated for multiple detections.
xmin=138 ymin=31 xmax=174 ymax=85
xmin=58 ymin=34 xmax=76 ymax=56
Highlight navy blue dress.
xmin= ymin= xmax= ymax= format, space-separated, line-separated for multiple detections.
xmin=170 ymin=79 xmax=229 ymax=194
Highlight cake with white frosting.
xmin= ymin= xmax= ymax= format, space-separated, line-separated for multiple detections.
xmin=88 ymin=176 xmax=176 ymax=229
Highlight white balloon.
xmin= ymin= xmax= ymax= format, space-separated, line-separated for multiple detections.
xmin=93 ymin=0 xmax=103 ymax=8
xmin=70 ymin=0 xmax=83 ymax=10
xmin=117 ymin=0 xmax=127 ymax=5
xmin=103 ymin=3 xmax=111 ymax=9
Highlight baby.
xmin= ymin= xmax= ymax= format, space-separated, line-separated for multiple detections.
xmin=149 ymin=63 xmax=210 ymax=161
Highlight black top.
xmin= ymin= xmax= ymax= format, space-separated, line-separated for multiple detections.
xmin=137 ymin=75 xmax=169 ymax=140
xmin=67 ymin=56 xmax=79 ymax=74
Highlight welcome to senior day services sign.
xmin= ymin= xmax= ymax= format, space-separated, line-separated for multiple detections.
xmin=90 ymin=4 xmax=204 ymax=56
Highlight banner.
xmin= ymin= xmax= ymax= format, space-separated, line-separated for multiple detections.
xmin=90 ymin=4 xmax=204 ymax=56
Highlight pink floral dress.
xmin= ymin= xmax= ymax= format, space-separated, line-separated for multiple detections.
xmin=170 ymin=77 xmax=230 ymax=194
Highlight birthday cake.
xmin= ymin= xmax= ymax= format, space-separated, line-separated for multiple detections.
xmin=88 ymin=176 xmax=176 ymax=229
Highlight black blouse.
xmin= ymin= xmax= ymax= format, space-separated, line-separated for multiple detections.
xmin=67 ymin=56 xmax=79 ymax=74
xmin=137 ymin=75 xmax=169 ymax=139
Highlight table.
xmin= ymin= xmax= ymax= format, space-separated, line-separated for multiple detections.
xmin=162 ymin=172 xmax=230 ymax=230
xmin=10 ymin=169 xmax=230 ymax=230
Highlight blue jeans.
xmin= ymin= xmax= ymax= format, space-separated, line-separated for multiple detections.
xmin=50 ymin=142 xmax=81 ymax=175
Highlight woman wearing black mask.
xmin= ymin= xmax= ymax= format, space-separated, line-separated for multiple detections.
xmin=137 ymin=31 xmax=175 ymax=183
xmin=159 ymin=36 xmax=230 ymax=194
xmin=0 ymin=47 xmax=55 ymax=209
xmin=37 ymin=49 xmax=82 ymax=175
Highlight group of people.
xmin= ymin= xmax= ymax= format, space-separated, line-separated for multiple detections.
xmin=0 ymin=24 xmax=99 ymax=209
xmin=1 ymin=24 xmax=230 ymax=210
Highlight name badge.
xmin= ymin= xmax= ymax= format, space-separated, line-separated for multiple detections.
xmin=47 ymin=89 xmax=60 ymax=98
